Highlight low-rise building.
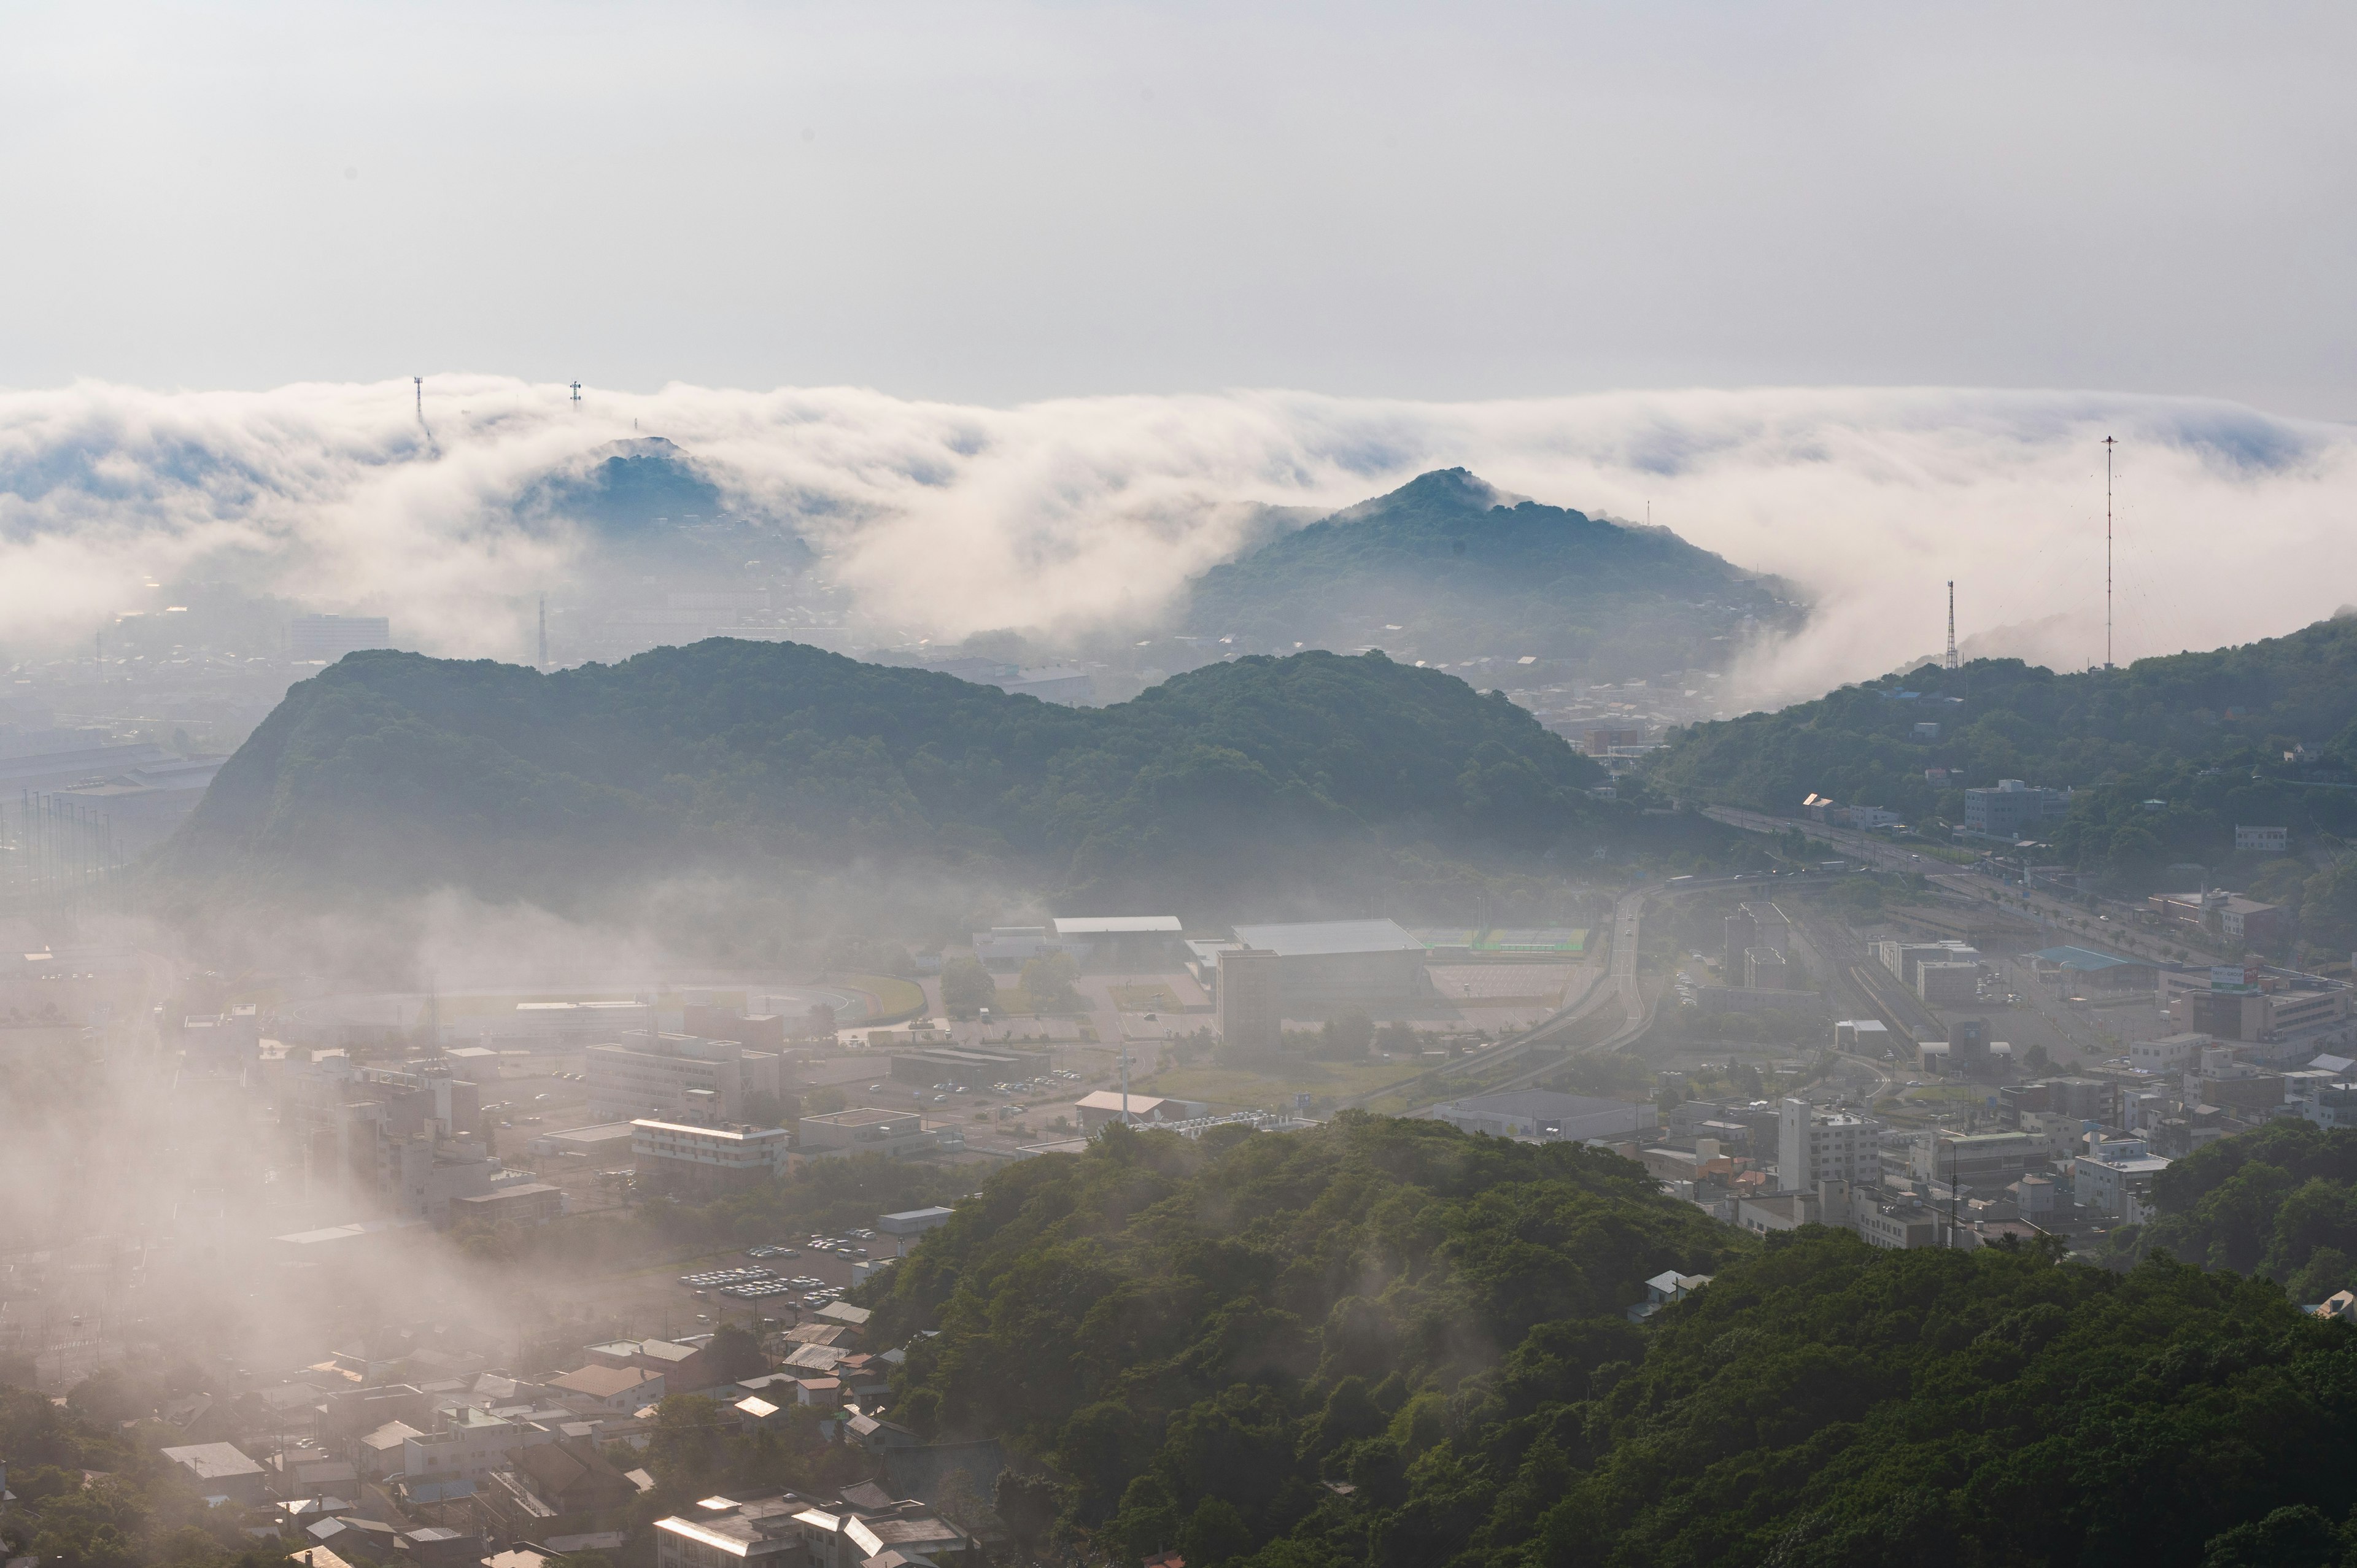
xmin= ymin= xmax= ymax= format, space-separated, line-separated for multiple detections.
xmin=160 ymin=1442 xmax=266 ymax=1504
xmin=2073 ymin=1148 xmax=2172 ymax=1219
xmin=549 ymin=1365 xmax=664 ymax=1413
xmin=630 ymin=1120 xmax=789 ymax=1197
xmin=796 ymin=1106 xmax=939 ymax=1159
xmin=1425 ymin=1090 xmax=1659 ymax=1144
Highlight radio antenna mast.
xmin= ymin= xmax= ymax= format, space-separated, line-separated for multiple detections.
xmin=1945 ymin=581 xmax=1958 ymax=671
xmin=2103 ymin=436 xmax=2116 ymax=670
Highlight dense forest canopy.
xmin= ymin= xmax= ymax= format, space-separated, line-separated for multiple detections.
xmin=158 ymin=639 xmax=1669 ymax=917
xmin=865 ymin=1117 xmax=2357 ymax=1568
xmin=1182 ymin=469 xmax=1802 ymax=681
xmin=2097 ymin=1119 xmax=2357 ymax=1306
xmin=1643 ymin=614 xmax=2357 ymax=894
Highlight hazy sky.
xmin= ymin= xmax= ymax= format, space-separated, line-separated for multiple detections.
xmin=3 ymin=2 xmax=2352 ymax=416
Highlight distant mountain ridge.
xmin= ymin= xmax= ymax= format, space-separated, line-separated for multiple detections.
xmin=157 ymin=639 xmax=1675 ymax=920
xmin=1179 ymin=468 xmax=1803 ymax=679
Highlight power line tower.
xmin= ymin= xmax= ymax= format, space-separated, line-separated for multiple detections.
xmin=414 ymin=376 xmax=423 ymax=422
xmin=570 ymin=380 xmax=582 ymax=408
xmin=2103 ymin=436 xmax=2117 ymax=669
xmin=1944 ymin=581 xmax=1959 ymax=671
xmin=538 ymin=593 xmax=548 ymax=670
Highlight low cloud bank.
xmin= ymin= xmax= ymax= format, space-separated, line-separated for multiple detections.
xmin=3 ymin=377 xmax=2349 ymax=698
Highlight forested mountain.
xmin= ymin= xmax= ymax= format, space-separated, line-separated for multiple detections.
xmin=158 ymin=639 xmax=1658 ymax=916
xmin=867 ymin=1116 xmax=2357 ymax=1568
xmin=1644 ymin=614 xmax=2357 ymax=894
xmin=1180 ymin=469 xmax=1802 ymax=680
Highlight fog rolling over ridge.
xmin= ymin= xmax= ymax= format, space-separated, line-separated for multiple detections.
xmin=4 ymin=379 xmax=2353 ymax=705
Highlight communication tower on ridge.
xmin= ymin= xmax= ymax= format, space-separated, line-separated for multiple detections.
xmin=570 ymin=380 xmax=582 ymax=407
xmin=1944 ymin=581 xmax=1958 ymax=671
xmin=2103 ymin=436 xmax=2117 ymax=670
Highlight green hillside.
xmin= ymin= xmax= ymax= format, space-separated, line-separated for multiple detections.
xmin=157 ymin=639 xmax=1652 ymax=916
xmin=1643 ymin=614 xmax=2357 ymax=905
xmin=864 ymin=1116 xmax=2357 ymax=1568
xmin=1180 ymin=469 xmax=1802 ymax=679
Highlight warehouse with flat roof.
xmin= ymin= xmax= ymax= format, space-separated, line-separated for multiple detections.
xmin=1224 ymin=919 xmax=1431 ymax=1012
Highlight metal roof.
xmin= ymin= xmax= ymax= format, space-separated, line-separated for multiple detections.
xmin=1053 ymin=915 xmax=1183 ymax=935
xmin=1227 ymin=918 xmax=1425 ymax=957
xmin=2034 ymin=946 xmax=2148 ymax=971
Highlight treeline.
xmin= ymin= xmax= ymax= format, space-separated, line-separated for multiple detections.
xmin=2097 ymin=1119 xmax=2357 ymax=1305
xmin=860 ymin=1114 xmax=2357 ymax=1568
xmin=0 ymin=1385 xmax=291 ymax=1568
xmin=158 ymin=639 xmax=1688 ymax=924
xmin=1643 ymin=615 xmax=2357 ymax=900
xmin=1185 ymin=469 xmax=1801 ymax=681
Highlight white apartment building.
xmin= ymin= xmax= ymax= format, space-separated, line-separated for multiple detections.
xmin=1778 ymin=1099 xmax=1873 ymax=1191
xmin=630 ymin=1119 xmax=791 ymax=1197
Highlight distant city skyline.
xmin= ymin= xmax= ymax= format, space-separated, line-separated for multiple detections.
xmin=0 ymin=1 xmax=2350 ymax=418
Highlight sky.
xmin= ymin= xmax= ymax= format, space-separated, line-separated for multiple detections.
xmin=2 ymin=1 xmax=2353 ymax=415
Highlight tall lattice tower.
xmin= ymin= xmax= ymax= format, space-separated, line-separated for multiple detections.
xmin=1944 ymin=581 xmax=1958 ymax=670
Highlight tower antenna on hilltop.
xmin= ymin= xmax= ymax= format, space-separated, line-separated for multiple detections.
xmin=538 ymin=594 xmax=548 ymax=670
xmin=1945 ymin=581 xmax=1959 ymax=671
xmin=414 ymin=376 xmax=423 ymax=422
xmin=2103 ymin=436 xmax=2117 ymax=670
xmin=570 ymin=380 xmax=582 ymax=408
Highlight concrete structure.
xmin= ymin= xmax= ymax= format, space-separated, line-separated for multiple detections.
xmin=403 ymin=1408 xmax=553 ymax=1485
xmin=289 ymin=614 xmax=392 ymax=662
xmin=1778 ymin=1099 xmax=1872 ymax=1191
xmin=1917 ymin=962 xmax=1981 ymax=1006
xmin=877 ymin=1207 xmax=955 ymax=1243
xmin=1913 ymin=1130 xmax=2040 ymax=1191
xmin=1744 ymin=947 xmax=1789 ymax=990
xmin=1583 ymin=725 xmax=1645 ymax=755
xmin=888 ymin=1045 xmax=1051 ymax=1086
xmin=1835 ymin=1019 xmax=1892 ymax=1054
xmin=1878 ymin=940 xmax=1981 ymax=987
xmin=1214 ymin=946 xmax=1284 ymax=1056
xmin=2131 ymin=1033 xmax=2208 ymax=1075
xmin=276 ymin=1058 xmax=511 ymax=1224
xmin=2148 ymin=890 xmax=2287 ymax=948
xmin=500 ymin=999 xmax=654 ymax=1046
xmin=796 ymin=1107 xmax=935 ymax=1159
xmin=1964 ymin=779 xmax=2072 ymax=838
xmin=2237 ymin=825 xmax=2289 ymax=854
xmin=1223 ymin=919 xmax=1430 ymax=1011
xmin=587 ymin=1032 xmax=784 ymax=1123
xmin=630 ymin=1119 xmax=789 ymax=1196
xmin=1050 ymin=914 xmax=1184 ymax=969
xmin=1425 ymin=1090 xmax=1659 ymax=1144
xmin=527 ymin=1121 xmax=637 ymax=1159
xmin=2073 ymin=1146 xmax=2171 ymax=1219
xmin=452 ymin=1183 xmax=565 ymax=1226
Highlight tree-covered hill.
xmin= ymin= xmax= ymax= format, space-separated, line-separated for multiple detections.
xmin=157 ymin=639 xmax=1663 ymax=916
xmin=1180 ymin=469 xmax=1803 ymax=681
xmin=2098 ymin=1119 xmax=2357 ymax=1306
xmin=1643 ymin=614 xmax=2357 ymax=896
xmin=865 ymin=1116 xmax=2357 ymax=1568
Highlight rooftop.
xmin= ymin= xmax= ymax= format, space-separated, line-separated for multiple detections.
xmin=1052 ymin=914 xmax=1183 ymax=935
xmin=803 ymin=1108 xmax=919 ymax=1129
xmin=1226 ymin=917 xmax=1426 ymax=958
xmin=161 ymin=1442 xmax=263 ymax=1480
xmin=2034 ymin=946 xmax=2150 ymax=971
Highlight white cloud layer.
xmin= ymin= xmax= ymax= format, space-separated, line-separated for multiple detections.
xmin=2 ymin=377 xmax=2351 ymax=700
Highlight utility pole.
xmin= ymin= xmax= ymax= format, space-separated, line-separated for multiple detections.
xmin=2103 ymin=436 xmax=2116 ymax=670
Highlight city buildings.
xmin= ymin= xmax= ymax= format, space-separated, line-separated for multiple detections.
xmin=796 ymin=1107 xmax=936 ymax=1159
xmin=2148 ymin=890 xmax=2287 ymax=948
xmin=1778 ymin=1099 xmax=1873 ymax=1190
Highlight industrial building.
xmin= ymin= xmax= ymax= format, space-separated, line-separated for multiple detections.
xmin=1214 ymin=948 xmax=1283 ymax=1056
xmin=1962 ymin=779 xmax=2073 ymax=838
xmin=888 ymin=1044 xmax=1051 ymax=1086
xmin=797 ymin=1106 xmax=937 ymax=1159
xmin=630 ymin=1119 xmax=789 ymax=1196
xmin=1723 ymin=903 xmax=1790 ymax=970
xmin=1223 ymin=919 xmax=1431 ymax=1012
xmin=1050 ymin=914 xmax=1185 ymax=969
xmin=585 ymin=1030 xmax=784 ymax=1123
